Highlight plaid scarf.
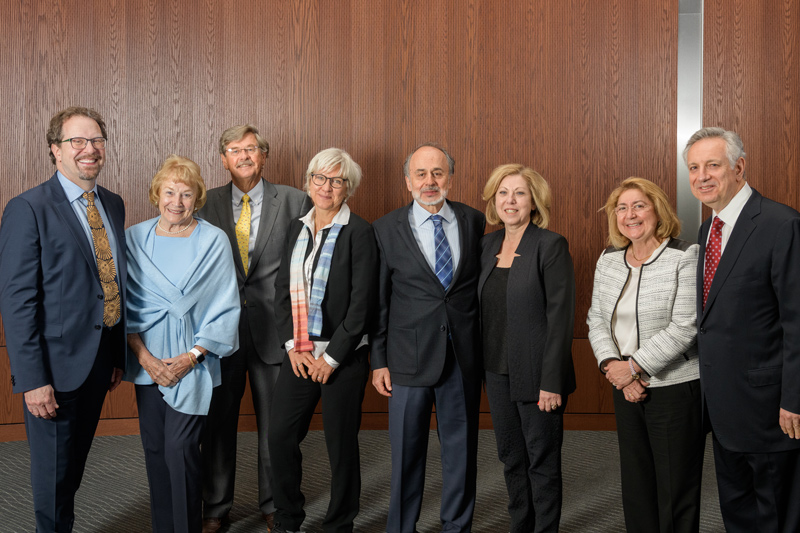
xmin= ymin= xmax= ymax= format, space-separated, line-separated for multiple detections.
xmin=289 ymin=223 xmax=343 ymax=351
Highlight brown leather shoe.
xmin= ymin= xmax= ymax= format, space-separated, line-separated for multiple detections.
xmin=202 ymin=517 xmax=224 ymax=533
xmin=262 ymin=512 xmax=275 ymax=531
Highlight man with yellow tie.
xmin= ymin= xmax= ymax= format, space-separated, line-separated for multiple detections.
xmin=0 ymin=106 xmax=127 ymax=532
xmin=199 ymin=124 xmax=310 ymax=533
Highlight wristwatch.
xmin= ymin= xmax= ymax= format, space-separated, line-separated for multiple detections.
xmin=628 ymin=358 xmax=640 ymax=380
xmin=190 ymin=347 xmax=205 ymax=364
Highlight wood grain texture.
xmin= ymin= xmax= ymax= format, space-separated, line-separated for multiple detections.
xmin=0 ymin=0 xmax=684 ymax=429
xmin=703 ymin=0 xmax=800 ymax=212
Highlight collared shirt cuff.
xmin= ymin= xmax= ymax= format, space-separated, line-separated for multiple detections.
xmin=323 ymin=353 xmax=340 ymax=369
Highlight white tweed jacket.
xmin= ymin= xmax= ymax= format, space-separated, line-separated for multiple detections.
xmin=587 ymin=238 xmax=700 ymax=388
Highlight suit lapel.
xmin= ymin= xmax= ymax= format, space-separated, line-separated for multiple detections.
xmin=477 ymin=230 xmax=501 ymax=299
xmin=96 ymin=186 xmax=126 ymax=283
xmin=396 ymin=202 xmax=442 ymax=287
xmin=450 ymin=202 xmax=472 ymax=290
xmin=46 ymin=175 xmax=97 ymax=274
xmin=701 ymin=192 xmax=760 ymax=319
xmin=697 ymin=219 xmax=709 ymax=321
xmin=250 ymin=179 xmax=279 ymax=276
xmin=213 ymin=183 xmax=245 ymax=278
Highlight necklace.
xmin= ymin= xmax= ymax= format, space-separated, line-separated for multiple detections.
xmin=631 ymin=246 xmax=654 ymax=262
xmin=157 ymin=218 xmax=193 ymax=235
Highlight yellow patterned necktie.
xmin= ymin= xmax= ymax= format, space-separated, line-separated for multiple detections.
xmin=236 ymin=194 xmax=251 ymax=275
xmin=83 ymin=192 xmax=121 ymax=327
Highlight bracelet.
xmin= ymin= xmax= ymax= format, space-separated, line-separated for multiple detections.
xmin=190 ymin=347 xmax=205 ymax=364
xmin=187 ymin=353 xmax=196 ymax=369
xmin=628 ymin=359 xmax=640 ymax=381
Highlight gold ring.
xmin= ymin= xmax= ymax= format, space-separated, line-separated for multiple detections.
xmin=551 ymin=404 xmax=558 ymax=409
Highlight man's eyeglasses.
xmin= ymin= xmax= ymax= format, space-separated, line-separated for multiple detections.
xmin=226 ymin=146 xmax=261 ymax=157
xmin=60 ymin=137 xmax=106 ymax=150
xmin=311 ymin=174 xmax=348 ymax=189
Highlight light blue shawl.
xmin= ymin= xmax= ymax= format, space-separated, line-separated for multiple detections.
xmin=124 ymin=217 xmax=240 ymax=415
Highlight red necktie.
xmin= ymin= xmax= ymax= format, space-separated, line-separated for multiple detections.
xmin=703 ymin=216 xmax=724 ymax=309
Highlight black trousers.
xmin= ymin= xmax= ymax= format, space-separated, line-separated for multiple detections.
xmin=24 ymin=326 xmax=115 ymax=533
xmin=485 ymin=371 xmax=565 ymax=533
xmin=136 ymin=384 xmax=205 ymax=533
xmin=613 ymin=380 xmax=705 ymax=533
xmin=268 ymin=346 xmax=369 ymax=533
xmin=712 ymin=432 xmax=800 ymax=533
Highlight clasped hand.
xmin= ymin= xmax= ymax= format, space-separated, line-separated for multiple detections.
xmin=288 ymin=348 xmax=335 ymax=384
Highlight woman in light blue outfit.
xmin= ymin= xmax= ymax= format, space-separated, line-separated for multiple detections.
xmin=125 ymin=155 xmax=240 ymax=533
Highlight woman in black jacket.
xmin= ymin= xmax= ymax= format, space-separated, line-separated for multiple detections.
xmin=478 ymin=164 xmax=576 ymax=533
xmin=269 ymin=148 xmax=377 ymax=533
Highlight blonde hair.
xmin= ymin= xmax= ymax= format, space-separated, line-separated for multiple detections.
xmin=148 ymin=155 xmax=207 ymax=212
xmin=603 ymin=177 xmax=680 ymax=249
xmin=482 ymin=164 xmax=551 ymax=228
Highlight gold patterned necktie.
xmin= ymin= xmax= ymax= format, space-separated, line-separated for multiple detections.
xmin=83 ymin=192 xmax=120 ymax=327
xmin=236 ymin=194 xmax=251 ymax=275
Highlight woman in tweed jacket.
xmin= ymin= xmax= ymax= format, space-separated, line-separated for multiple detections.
xmin=587 ymin=177 xmax=705 ymax=533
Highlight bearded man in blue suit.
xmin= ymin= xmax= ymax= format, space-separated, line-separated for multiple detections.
xmin=0 ymin=107 xmax=126 ymax=533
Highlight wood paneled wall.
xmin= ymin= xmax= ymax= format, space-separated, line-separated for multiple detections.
xmin=703 ymin=0 xmax=800 ymax=211
xmin=10 ymin=0 xmax=772 ymax=438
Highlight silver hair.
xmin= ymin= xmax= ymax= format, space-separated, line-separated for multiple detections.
xmin=683 ymin=127 xmax=746 ymax=171
xmin=305 ymin=147 xmax=363 ymax=198
xmin=403 ymin=142 xmax=455 ymax=177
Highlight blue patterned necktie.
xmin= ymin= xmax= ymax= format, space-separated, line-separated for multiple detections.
xmin=430 ymin=214 xmax=453 ymax=290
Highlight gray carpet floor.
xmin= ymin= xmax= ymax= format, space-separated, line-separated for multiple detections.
xmin=0 ymin=430 xmax=724 ymax=532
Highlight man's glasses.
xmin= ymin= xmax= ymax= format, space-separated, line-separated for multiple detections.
xmin=60 ymin=137 xmax=106 ymax=150
xmin=226 ymin=146 xmax=261 ymax=157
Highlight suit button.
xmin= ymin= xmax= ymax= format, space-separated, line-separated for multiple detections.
xmin=439 ymin=325 xmax=446 ymax=332
xmin=95 ymin=325 xmax=102 ymax=330
xmin=699 ymin=327 xmax=705 ymax=334
xmin=97 ymin=294 xmax=103 ymax=299
xmin=444 ymin=297 xmax=450 ymax=303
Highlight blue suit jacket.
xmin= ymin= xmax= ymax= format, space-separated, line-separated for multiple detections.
xmin=371 ymin=200 xmax=485 ymax=386
xmin=0 ymin=173 xmax=127 ymax=394
xmin=697 ymin=188 xmax=800 ymax=452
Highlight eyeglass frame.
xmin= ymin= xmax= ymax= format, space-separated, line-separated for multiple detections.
xmin=614 ymin=202 xmax=652 ymax=216
xmin=59 ymin=137 xmax=107 ymax=150
xmin=311 ymin=173 xmax=348 ymax=189
xmin=225 ymin=146 xmax=263 ymax=157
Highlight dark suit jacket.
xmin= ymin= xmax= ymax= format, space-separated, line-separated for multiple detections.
xmin=697 ymin=187 xmax=800 ymax=452
xmin=371 ymin=201 xmax=485 ymax=387
xmin=478 ymin=224 xmax=576 ymax=402
xmin=198 ymin=179 xmax=311 ymax=364
xmin=274 ymin=211 xmax=378 ymax=365
xmin=0 ymin=173 xmax=127 ymax=393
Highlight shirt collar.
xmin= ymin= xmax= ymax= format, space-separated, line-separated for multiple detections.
xmin=714 ymin=182 xmax=752 ymax=227
xmin=57 ymin=171 xmax=98 ymax=203
xmin=300 ymin=202 xmax=351 ymax=232
xmin=232 ymin=179 xmax=264 ymax=207
xmin=411 ymin=199 xmax=454 ymax=228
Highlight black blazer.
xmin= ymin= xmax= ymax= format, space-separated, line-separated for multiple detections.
xmin=274 ymin=210 xmax=378 ymax=366
xmin=0 ymin=174 xmax=127 ymax=393
xmin=478 ymin=224 xmax=576 ymax=402
xmin=371 ymin=201 xmax=485 ymax=386
xmin=199 ymin=179 xmax=311 ymax=364
xmin=697 ymin=188 xmax=800 ymax=453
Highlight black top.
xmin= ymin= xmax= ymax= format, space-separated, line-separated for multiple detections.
xmin=481 ymin=266 xmax=509 ymax=374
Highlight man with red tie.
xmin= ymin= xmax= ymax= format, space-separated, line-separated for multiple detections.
xmin=686 ymin=127 xmax=800 ymax=532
